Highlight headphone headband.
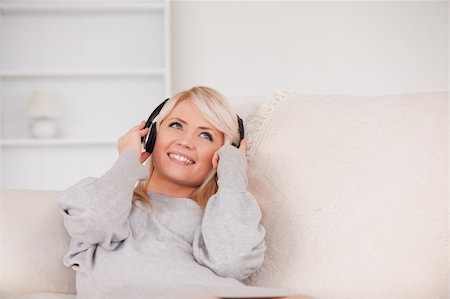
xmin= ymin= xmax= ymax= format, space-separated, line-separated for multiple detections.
xmin=144 ymin=98 xmax=169 ymax=128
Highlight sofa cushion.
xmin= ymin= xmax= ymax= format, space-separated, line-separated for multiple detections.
xmin=0 ymin=292 xmax=75 ymax=299
xmin=243 ymin=91 xmax=448 ymax=299
xmin=0 ymin=190 xmax=76 ymax=294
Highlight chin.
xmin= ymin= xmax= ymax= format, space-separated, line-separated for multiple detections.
xmin=166 ymin=175 xmax=203 ymax=189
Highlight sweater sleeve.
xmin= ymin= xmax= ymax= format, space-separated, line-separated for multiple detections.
xmin=59 ymin=148 xmax=148 ymax=250
xmin=192 ymin=144 xmax=266 ymax=281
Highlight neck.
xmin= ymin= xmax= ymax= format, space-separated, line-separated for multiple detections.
xmin=146 ymin=172 xmax=196 ymax=199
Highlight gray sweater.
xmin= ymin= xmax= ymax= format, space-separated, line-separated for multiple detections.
xmin=60 ymin=145 xmax=288 ymax=299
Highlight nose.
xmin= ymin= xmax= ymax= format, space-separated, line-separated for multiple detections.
xmin=176 ymin=135 xmax=194 ymax=149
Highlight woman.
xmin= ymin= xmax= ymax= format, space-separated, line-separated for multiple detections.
xmin=60 ymin=86 xmax=303 ymax=299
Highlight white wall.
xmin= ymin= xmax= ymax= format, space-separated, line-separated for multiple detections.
xmin=171 ymin=1 xmax=448 ymax=102
xmin=0 ymin=1 xmax=447 ymax=190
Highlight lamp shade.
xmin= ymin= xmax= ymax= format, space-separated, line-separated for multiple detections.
xmin=26 ymin=90 xmax=61 ymax=118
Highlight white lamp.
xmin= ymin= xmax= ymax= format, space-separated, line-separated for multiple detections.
xmin=26 ymin=90 xmax=61 ymax=138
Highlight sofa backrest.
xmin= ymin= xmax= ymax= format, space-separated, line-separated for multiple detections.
xmin=0 ymin=189 xmax=76 ymax=294
xmin=243 ymin=91 xmax=448 ymax=299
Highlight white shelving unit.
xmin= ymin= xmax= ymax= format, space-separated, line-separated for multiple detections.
xmin=0 ymin=0 xmax=171 ymax=190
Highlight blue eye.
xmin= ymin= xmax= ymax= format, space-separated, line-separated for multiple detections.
xmin=169 ymin=122 xmax=182 ymax=130
xmin=200 ymin=132 xmax=213 ymax=142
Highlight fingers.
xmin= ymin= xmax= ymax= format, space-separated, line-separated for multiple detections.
xmin=213 ymin=140 xmax=247 ymax=170
xmin=139 ymin=126 xmax=149 ymax=137
xmin=118 ymin=121 xmax=150 ymax=158
xmin=129 ymin=120 xmax=146 ymax=133
xmin=128 ymin=121 xmax=149 ymax=137
xmin=212 ymin=151 xmax=219 ymax=170
xmin=239 ymin=139 xmax=247 ymax=155
xmin=140 ymin=151 xmax=151 ymax=163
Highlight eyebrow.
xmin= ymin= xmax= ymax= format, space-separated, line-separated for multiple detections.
xmin=169 ymin=117 xmax=215 ymax=132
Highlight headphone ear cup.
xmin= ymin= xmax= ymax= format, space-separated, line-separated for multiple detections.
xmin=145 ymin=123 xmax=157 ymax=153
xmin=232 ymin=115 xmax=245 ymax=148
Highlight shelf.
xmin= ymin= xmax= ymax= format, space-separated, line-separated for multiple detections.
xmin=0 ymin=0 xmax=170 ymax=189
xmin=0 ymin=138 xmax=116 ymax=147
xmin=0 ymin=69 xmax=167 ymax=79
xmin=0 ymin=1 xmax=165 ymax=13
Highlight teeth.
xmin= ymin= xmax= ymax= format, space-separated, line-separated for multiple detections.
xmin=169 ymin=153 xmax=194 ymax=164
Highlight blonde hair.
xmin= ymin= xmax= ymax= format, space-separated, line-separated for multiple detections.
xmin=133 ymin=86 xmax=240 ymax=210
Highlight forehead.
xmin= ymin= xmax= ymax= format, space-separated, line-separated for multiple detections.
xmin=165 ymin=100 xmax=218 ymax=130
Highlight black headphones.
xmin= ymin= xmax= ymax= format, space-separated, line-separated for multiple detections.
xmin=141 ymin=98 xmax=245 ymax=153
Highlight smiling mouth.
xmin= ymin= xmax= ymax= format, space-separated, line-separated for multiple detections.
xmin=168 ymin=153 xmax=195 ymax=165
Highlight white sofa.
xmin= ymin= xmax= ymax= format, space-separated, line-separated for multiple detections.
xmin=0 ymin=91 xmax=448 ymax=299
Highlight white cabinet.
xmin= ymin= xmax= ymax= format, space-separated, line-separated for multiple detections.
xmin=0 ymin=0 xmax=171 ymax=189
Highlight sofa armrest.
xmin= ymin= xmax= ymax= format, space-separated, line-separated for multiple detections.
xmin=0 ymin=189 xmax=76 ymax=294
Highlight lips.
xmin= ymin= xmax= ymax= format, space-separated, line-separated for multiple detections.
xmin=167 ymin=152 xmax=196 ymax=165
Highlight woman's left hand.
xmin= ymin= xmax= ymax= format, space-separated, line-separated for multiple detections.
xmin=238 ymin=139 xmax=247 ymax=157
xmin=212 ymin=139 xmax=247 ymax=170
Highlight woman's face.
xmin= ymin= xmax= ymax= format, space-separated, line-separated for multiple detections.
xmin=151 ymin=99 xmax=224 ymax=190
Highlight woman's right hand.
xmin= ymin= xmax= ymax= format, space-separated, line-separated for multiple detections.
xmin=118 ymin=121 xmax=151 ymax=163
